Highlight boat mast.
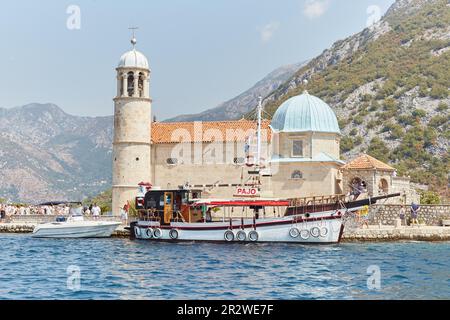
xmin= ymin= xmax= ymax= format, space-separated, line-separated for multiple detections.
xmin=256 ymin=96 xmax=262 ymax=168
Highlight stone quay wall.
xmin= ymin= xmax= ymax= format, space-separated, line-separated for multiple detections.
xmin=368 ymin=204 xmax=450 ymax=226
xmin=343 ymin=226 xmax=450 ymax=241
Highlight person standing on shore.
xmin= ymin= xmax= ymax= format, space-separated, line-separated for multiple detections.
xmin=399 ymin=205 xmax=406 ymax=226
xmin=120 ymin=203 xmax=128 ymax=225
xmin=410 ymin=202 xmax=420 ymax=225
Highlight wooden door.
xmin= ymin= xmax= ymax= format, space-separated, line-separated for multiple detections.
xmin=163 ymin=192 xmax=173 ymax=224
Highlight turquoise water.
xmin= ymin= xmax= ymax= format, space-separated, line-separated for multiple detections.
xmin=0 ymin=234 xmax=448 ymax=300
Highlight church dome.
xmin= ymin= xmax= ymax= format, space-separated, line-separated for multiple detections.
xmin=270 ymin=92 xmax=340 ymax=134
xmin=118 ymin=49 xmax=149 ymax=69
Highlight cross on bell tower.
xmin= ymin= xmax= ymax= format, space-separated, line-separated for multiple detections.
xmin=129 ymin=26 xmax=138 ymax=48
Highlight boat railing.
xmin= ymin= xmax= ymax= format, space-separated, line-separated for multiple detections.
xmin=171 ymin=211 xmax=186 ymax=223
xmin=287 ymin=194 xmax=346 ymax=214
xmin=137 ymin=209 xmax=187 ymax=223
xmin=137 ymin=209 xmax=161 ymax=222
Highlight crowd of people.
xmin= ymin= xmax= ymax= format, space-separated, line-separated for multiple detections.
xmin=0 ymin=204 xmax=71 ymax=217
xmin=0 ymin=203 xmax=104 ymax=220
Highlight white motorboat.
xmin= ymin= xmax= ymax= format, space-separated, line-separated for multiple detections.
xmin=32 ymin=215 xmax=121 ymax=238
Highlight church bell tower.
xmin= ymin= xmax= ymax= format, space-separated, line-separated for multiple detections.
xmin=112 ymin=32 xmax=152 ymax=215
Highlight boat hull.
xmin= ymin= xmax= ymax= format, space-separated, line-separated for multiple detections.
xmin=133 ymin=212 xmax=344 ymax=244
xmin=32 ymin=221 xmax=121 ymax=238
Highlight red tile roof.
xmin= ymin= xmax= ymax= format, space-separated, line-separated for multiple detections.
xmin=341 ymin=154 xmax=395 ymax=171
xmin=151 ymin=119 xmax=272 ymax=144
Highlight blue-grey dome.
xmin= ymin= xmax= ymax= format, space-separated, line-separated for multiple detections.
xmin=270 ymin=92 xmax=340 ymax=134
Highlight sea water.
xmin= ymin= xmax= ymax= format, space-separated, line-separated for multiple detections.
xmin=0 ymin=234 xmax=448 ymax=299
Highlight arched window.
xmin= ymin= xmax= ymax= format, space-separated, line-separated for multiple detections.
xmin=378 ymin=178 xmax=389 ymax=194
xmin=127 ymin=72 xmax=134 ymax=97
xmin=291 ymin=170 xmax=303 ymax=179
xmin=138 ymin=72 xmax=145 ymax=97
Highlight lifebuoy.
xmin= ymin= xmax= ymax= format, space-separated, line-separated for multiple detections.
xmin=320 ymin=226 xmax=328 ymax=237
xmin=146 ymin=228 xmax=153 ymax=238
xmin=248 ymin=230 xmax=259 ymax=242
xmin=153 ymin=228 xmax=163 ymax=239
xmin=289 ymin=227 xmax=300 ymax=238
xmin=236 ymin=230 xmax=247 ymax=241
xmin=310 ymin=227 xmax=320 ymax=238
xmin=134 ymin=226 xmax=141 ymax=237
xmin=169 ymin=229 xmax=178 ymax=240
xmin=224 ymin=230 xmax=234 ymax=242
xmin=300 ymin=229 xmax=310 ymax=240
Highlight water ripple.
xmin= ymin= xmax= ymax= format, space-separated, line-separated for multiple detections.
xmin=0 ymin=234 xmax=448 ymax=299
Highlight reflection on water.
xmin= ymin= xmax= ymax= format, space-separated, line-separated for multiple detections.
xmin=0 ymin=234 xmax=448 ymax=299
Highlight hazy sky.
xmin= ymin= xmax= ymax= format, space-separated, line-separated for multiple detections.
xmin=0 ymin=0 xmax=394 ymax=119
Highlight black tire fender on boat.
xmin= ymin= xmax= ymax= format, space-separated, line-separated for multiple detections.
xmin=145 ymin=228 xmax=153 ymax=238
xmin=224 ymin=230 xmax=234 ymax=242
xmin=169 ymin=229 xmax=179 ymax=240
xmin=153 ymin=228 xmax=163 ymax=239
xmin=310 ymin=227 xmax=320 ymax=238
xmin=236 ymin=230 xmax=247 ymax=241
xmin=134 ymin=226 xmax=141 ymax=238
xmin=248 ymin=230 xmax=259 ymax=242
xmin=289 ymin=227 xmax=300 ymax=238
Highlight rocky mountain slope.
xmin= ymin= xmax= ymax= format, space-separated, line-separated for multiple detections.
xmin=263 ymin=0 xmax=449 ymax=192
xmin=0 ymin=103 xmax=113 ymax=203
xmin=165 ymin=61 xmax=307 ymax=122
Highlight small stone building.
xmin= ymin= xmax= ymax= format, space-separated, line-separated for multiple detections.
xmin=341 ymin=154 xmax=419 ymax=204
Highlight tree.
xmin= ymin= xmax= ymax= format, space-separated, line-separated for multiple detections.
xmin=368 ymin=137 xmax=390 ymax=163
xmin=419 ymin=191 xmax=440 ymax=204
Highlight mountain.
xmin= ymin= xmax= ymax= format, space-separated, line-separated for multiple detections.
xmin=0 ymin=103 xmax=113 ymax=203
xmin=165 ymin=61 xmax=308 ymax=122
xmin=263 ymin=0 xmax=449 ymax=193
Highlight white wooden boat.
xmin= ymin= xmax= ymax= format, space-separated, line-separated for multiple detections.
xmin=130 ymin=188 xmax=399 ymax=244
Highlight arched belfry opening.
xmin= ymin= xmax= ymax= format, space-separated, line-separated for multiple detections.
xmin=127 ymin=72 xmax=135 ymax=97
xmin=138 ymin=72 xmax=145 ymax=97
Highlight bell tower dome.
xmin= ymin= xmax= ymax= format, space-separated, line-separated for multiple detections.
xmin=112 ymin=33 xmax=152 ymax=215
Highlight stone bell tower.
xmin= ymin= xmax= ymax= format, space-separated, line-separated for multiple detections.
xmin=112 ymin=33 xmax=151 ymax=215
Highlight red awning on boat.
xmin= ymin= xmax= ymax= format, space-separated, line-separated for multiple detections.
xmin=193 ymin=200 xmax=290 ymax=207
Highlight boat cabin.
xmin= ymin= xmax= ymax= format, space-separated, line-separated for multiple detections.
xmin=135 ymin=188 xmax=203 ymax=224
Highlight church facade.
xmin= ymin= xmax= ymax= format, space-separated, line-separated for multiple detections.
xmin=112 ymin=39 xmax=415 ymax=214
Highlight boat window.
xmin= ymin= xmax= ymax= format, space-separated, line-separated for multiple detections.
xmin=147 ymin=197 xmax=156 ymax=208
